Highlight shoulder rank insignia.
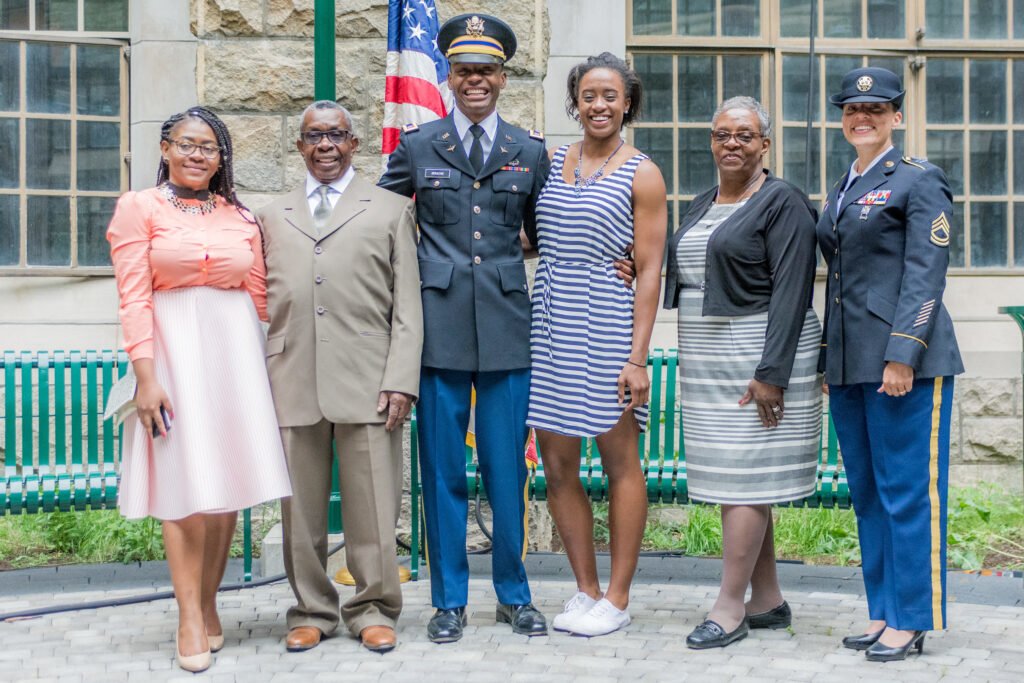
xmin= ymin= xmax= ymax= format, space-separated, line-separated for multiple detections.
xmin=902 ymin=156 xmax=926 ymax=170
xmin=402 ymin=122 xmax=419 ymax=133
xmin=930 ymin=211 xmax=951 ymax=247
xmin=529 ymin=129 xmax=544 ymax=141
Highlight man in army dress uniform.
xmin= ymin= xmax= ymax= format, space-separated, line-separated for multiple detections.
xmin=378 ymin=13 xmax=549 ymax=643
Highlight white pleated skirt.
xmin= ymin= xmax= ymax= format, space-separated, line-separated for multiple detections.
xmin=118 ymin=287 xmax=292 ymax=520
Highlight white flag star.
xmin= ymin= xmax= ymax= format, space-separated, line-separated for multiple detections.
xmin=409 ymin=22 xmax=427 ymax=40
xmin=402 ymin=3 xmax=414 ymax=19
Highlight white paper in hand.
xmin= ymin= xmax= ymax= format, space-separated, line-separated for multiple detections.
xmin=103 ymin=364 xmax=137 ymax=426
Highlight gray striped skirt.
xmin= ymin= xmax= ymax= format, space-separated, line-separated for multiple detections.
xmin=677 ymin=290 xmax=823 ymax=505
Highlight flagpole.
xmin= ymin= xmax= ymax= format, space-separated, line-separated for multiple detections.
xmin=314 ymin=0 xmax=336 ymax=101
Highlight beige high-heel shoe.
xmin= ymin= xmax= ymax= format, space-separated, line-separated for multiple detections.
xmin=208 ymin=633 xmax=225 ymax=653
xmin=176 ymin=635 xmax=212 ymax=673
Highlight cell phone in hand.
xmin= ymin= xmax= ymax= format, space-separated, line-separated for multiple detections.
xmin=151 ymin=406 xmax=172 ymax=438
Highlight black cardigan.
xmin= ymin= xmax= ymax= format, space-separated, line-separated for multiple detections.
xmin=663 ymin=172 xmax=819 ymax=388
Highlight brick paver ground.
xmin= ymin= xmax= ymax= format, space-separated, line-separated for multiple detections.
xmin=1 ymin=556 xmax=1021 ymax=682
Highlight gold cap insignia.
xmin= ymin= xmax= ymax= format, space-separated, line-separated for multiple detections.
xmin=930 ymin=212 xmax=951 ymax=247
xmin=857 ymin=75 xmax=873 ymax=92
xmin=466 ymin=15 xmax=485 ymax=37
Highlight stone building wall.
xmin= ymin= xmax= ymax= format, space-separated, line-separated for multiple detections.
xmin=190 ymin=0 xmax=549 ymax=209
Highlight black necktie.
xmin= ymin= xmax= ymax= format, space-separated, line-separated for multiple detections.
xmin=469 ymin=124 xmax=485 ymax=174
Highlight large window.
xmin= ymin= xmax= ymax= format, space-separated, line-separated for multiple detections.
xmin=0 ymin=0 xmax=128 ymax=273
xmin=629 ymin=0 xmax=1024 ymax=270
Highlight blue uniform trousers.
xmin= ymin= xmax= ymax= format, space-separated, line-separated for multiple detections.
xmin=417 ymin=367 xmax=532 ymax=609
xmin=829 ymin=376 xmax=954 ymax=631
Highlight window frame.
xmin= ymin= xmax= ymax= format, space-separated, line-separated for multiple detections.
xmin=0 ymin=29 xmax=128 ymax=276
xmin=627 ymin=0 xmax=1024 ymax=273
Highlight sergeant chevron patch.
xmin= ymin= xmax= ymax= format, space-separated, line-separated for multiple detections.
xmin=930 ymin=212 xmax=951 ymax=247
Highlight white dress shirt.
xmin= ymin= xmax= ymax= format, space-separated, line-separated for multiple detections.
xmin=305 ymin=166 xmax=355 ymax=217
xmin=836 ymin=145 xmax=893 ymax=216
xmin=452 ymin=108 xmax=498 ymax=162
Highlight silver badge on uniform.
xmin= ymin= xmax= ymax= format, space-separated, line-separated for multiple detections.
xmin=860 ymin=205 xmax=871 ymax=221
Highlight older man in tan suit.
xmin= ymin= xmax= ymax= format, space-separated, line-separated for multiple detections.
xmin=257 ymin=100 xmax=422 ymax=654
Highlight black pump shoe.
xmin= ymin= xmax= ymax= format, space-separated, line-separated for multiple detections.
xmin=841 ymin=629 xmax=884 ymax=651
xmin=747 ymin=601 xmax=791 ymax=630
xmin=865 ymin=631 xmax=925 ymax=662
xmin=496 ymin=602 xmax=548 ymax=636
xmin=686 ymin=618 xmax=749 ymax=649
xmin=427 ymin=607 xmax=467 ymax=644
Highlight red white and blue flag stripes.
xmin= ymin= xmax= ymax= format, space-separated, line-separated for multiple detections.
xmin=382 ymin=0 xmax=453 ymax=157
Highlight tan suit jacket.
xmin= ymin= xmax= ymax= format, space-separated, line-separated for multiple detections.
xmin=257 ymin=175 xmax=423 ymax=426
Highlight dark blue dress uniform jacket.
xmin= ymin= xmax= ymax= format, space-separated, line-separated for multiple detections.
xmin=379 ymin=114 xmax=549 ymax=372
xmin=816 ymin=147 xmax=964 ymax=385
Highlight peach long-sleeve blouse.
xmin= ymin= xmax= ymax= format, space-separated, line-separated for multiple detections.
xmin=107 ymin=188 xmax=268 ymax=361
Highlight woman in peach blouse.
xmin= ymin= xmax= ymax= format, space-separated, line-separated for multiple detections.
xmin=107 ymin=107 xmax=291 ymax=673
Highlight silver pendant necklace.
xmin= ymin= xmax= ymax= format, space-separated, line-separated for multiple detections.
xmin=574 ymin=139 xmax=625 ymax=197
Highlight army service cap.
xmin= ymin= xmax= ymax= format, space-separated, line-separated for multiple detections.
xmin=438 ymin=13 xmax=517 ymax=65
xmin=829 ymin=67 xmax=905 ymax=110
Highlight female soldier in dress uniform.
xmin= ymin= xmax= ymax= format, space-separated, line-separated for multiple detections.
xmin=818 ymin=67 xmax=964 ymax=662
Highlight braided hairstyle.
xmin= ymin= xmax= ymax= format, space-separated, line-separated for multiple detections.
xmin=157 ymin=106 xmax=249 ymax=215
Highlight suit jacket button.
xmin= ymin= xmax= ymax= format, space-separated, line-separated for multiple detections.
xmin=315 ymin=275 xmax=323 ymax=284
xmin=473 ymin=205 xmax=481 ymax=214
xmin=473 ymin=181 xmax=481 ymax=189
xmin=473 ymin=231 xmax=482 ymax=239
xmin=834 ymin=297 xmax=840 ymax=304
xmin=316 ymin=306 xmax=325 ymax=315
xmin=473 ymin=256 xmax=481 ymax=265
xmin=314 ymin=246 xmax=323 ymax=254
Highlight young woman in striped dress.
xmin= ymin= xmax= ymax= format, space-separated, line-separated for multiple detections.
xmin=526 ymin=53 xmax=667 ymax=637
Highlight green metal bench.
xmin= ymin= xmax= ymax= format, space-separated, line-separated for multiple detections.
xmin=409 ymin=349 xmax=849 ymax=577
xmin=0 ymin=350 xmax=257 ymax=579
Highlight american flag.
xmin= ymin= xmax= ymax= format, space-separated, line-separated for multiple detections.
xmin=382 ymin=0 xmax=453 ymax=157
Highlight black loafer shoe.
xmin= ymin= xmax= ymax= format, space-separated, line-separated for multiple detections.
xmin=496 ymin=602 xmax=548 ymax=636
xmin=747 ymin=601 xmax=792 ymax=630
xmin=427 ymin=607 xmax=467 ymax=644
xmin=865 ymin=631 xmax=925 ymax=662
xmin=686 ymin=619 xmax=749 ymax=650
xmin=841 ymin=629 xmax=884 ymax=651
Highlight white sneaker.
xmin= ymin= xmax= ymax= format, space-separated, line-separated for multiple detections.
xmin=552 ymin=591 xmax=599 ymax=632
xmin=568 ymin=598 xmax=631 ymax=637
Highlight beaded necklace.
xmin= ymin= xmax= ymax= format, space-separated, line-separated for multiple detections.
xmin=573 ymin=139 xmax=625 ymax=197
xmin=159 ymin=182 xmax=218 ymax=216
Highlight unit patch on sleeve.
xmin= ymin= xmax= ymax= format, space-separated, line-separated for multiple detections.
xmin=930 ymin=211 xmax=951 ymax=247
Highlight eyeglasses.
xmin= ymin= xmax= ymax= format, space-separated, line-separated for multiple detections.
xmin=711 ymin=130 xmax=761 ymax=145
xmin=300 ymin=129 xmax=354 ymax=146
xmin=169 ymin=139 xmax=221 ymax=159
xmin=842 ymin=103 xmax=892 ymax=116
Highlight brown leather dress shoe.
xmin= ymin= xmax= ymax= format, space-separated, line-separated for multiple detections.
xmin=285 ymin=626 xmax=322 ymax=652
xmin=360 ymin=625 xmax=397 ymax=653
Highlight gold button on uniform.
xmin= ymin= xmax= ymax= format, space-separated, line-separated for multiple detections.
xmin=511 ymin=184 xmax=518 ymax=192
xmin=834 ymin=297 xmax=840 ymax=304
xmin=473 ymin=181 xmax=481 ymax=189
xmin=473 ymin=206 xmax=481 ymax=214
xmin=834 ymin=272 xmax=839 ymax=280
xmin=473 ymin=231 xmax=482 ymax=240
xmin=473 ymin=256 xmax=481 ymax=265
xmin=433 ymin=180 xmax=440 ymax=187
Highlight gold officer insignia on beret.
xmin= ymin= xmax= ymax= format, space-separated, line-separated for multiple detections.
xmin=857 ymin=75 xmax=873 ymax=92
xmin=466 ymin=15 xmax=485 ymax=37
xmin=930 ymin=212 xmax=951 ymax=247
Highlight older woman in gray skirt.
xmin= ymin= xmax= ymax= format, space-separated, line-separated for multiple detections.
xmin=664 ymin=96 xmax=822 ymax=649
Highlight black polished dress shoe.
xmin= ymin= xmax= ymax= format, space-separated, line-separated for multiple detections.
xmin=685 ymin=618 xmax=749 ymax=649
xmin=841 ymin=629 xmax=884 ymax=651
xmin=427 ymin=607 xmax=467 ymax=644
xmin=747 ymin=601 xmax=792 ymax=630
xmin=496 ymin=602 xmax=548 ymax=636
xmin=865 ymin=630 xmax=925 ymax=662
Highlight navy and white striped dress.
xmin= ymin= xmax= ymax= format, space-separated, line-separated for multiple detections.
xmin=527 ymin=145 xmax=649 ymax=437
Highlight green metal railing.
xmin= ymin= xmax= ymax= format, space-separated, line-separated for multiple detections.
xmin=998 ymin=306 xmax=1024 ymax=495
